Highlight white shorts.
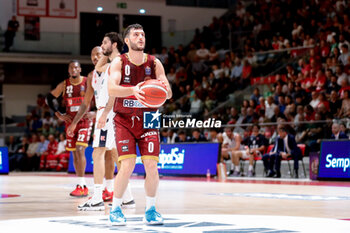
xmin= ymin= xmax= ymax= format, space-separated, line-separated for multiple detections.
xmin=92 ymin=109 xmax=116 ymax=150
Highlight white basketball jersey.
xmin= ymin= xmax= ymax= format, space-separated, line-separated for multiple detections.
xmin=222 ymin=132 xmax=244 ymax=150
xmin=91 ymin=66 xmax=110 ymax=109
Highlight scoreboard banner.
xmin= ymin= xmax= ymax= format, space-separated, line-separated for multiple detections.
xmin=68 ymin=143 xmax=220 ymax=176
xmin=18 ymin=0 xmax=47 ymax=17
xmin=318 ymin=140 xmax=350 ymax=180
xmin=17 ymin=0 xmax=77 ymax=18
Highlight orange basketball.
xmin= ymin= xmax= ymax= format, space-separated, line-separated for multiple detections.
xmin=140 ymin=79 xmax=167 ymax=108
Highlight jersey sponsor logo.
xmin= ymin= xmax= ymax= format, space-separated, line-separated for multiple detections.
xmin=143 ymin=110 xmax=161 ymax=129
xmin=123 ymin=99 xmax=146 ymax=108
xmin=145 ymin=66 xmax=151 ymax=75
xmin=140 ymin=131 xmax=158 ymax=138
xmin=67 ymin=97 xmax=83 ymax=106
xmin=118 ymin=139 xmax=129 ymax=144
xmin=124 ymin=76 xmax=130 ymax=83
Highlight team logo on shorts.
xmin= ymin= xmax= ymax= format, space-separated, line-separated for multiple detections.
xmin=121 ymin=145 xmax=128 ymax=152
xmin=143 ymin=110 xmax=161 ymax=129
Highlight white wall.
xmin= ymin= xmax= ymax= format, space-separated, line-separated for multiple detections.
xmin=3 ymin=84 xmax=51 ymax=117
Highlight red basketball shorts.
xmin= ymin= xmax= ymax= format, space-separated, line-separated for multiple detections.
xmin=114 ymin=114 xmax=160 ymax=162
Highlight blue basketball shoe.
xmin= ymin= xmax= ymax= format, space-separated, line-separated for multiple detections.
xmin=109 ymin=206 xmax=126 ymax=226
xmin=143 ymin=206 xmax=164 ymax=225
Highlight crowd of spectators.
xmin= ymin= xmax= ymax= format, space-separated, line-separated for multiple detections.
xmin=7 ymin=94 xmax=69 ymax=171
xmin=152 ymin=0 xmax=350 ymax=152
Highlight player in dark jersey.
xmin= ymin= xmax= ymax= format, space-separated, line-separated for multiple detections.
xmin=107 ymin=24 xmax=172 ymax=225
xmin=46 ymin=60 xmax=93 ymax=197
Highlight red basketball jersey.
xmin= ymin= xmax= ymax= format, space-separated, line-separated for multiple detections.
xmin=113 ymin=53 xmax=157 ymax=116
xmin=63 ymin=76 xmax=88 ymax=118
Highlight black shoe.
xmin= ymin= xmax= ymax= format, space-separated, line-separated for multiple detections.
xmin=294 ymin=169 xmax=299 ymax=179
xmin=275 ymin=171 xmax=281 ymax=178
xmin=267 ymin=171 xmax=276 ymax=177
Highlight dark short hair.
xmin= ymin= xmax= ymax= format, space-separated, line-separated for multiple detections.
xmin=104 ymin=32 xmax=124 ymax=53
xmin=178 ymin=130 xmax=186 ymax=135
xmin=253 ymin=124 xmax=260 ymax=130
xmin=69 ymin=60 xmax=80 ymax=66
xmin=341 ymin=44 xmax=348 ymax=49
xmin=123 ymin=23 xmax=143 ymax=39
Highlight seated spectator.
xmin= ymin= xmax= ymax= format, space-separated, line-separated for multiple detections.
xmin=167 ymin=129 xmax=177 ymax=144
xmin=330 ymin=122 xmax=348 ymax=139
xmin=196 ymin=42 xmax=209 ymax=61
xmin=190 ymin=129 xmax=207 ymax=142
xmin=208 ymin=46 xmax=219 ymax=64
xmin=230 ymin=58 xmax=243 ymax=80
xmin=9 ymin=136 xmax=29 ymax=171
xmin=174 ymin=130 xmax=190 ymax=143
xmin=339 ymin=44 xmax=350 ymax=66
xmin=217 ymin=127 xmax=245 ymax=176
xmin=55 ymin=133 xmax=70 ymax=171
xmin=207 ymin=128 xmax=219 ymax=142
xmin=25 ymin=134 xmax=40 ymax=171
xmin=160 ymin=129 xmax=168 ymax=143
xmin=326 ymin=75 xmax=340 ymax=94
xmin=189 ymin=93 xmax=204 ymax=117
xmin=250 ymin=88 xmax=261 ymax=105
xmin=30 ymin=114 xmax=42 ymax=133
xmin=7 ymin=135 xmax=17 ymax=158
xmin=338 ymin=90 xmax=350 ymax=118
xmin=40 ymin=134 xmax=58 ymax=170
xmin=262 ymin=126 xmax=302 ymax=178
xmin=36 ymin=134 xmax=49 ymax=168
xmin=232 ymin=124 xmax=267 ymax=177
xmin=265 ymin=96 xmax=277 ymax=120
xmin=329 ymin=90 xmax=342 ymax=116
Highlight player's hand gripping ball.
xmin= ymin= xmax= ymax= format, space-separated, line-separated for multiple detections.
xmin=140 ymin=79 xmax=168 ymax=108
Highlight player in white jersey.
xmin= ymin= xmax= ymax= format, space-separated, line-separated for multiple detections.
xmin=218 ymin=127 xmax=246 ymax=176
xmin=67 ymin=33 xmax=134 ymax=211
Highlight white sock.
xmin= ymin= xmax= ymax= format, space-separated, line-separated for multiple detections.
xmin=92 ymin=184 xmax=103 ymax=203
xmin=146 ymin=196 xmax=156 ymax=210
xmin=78 ymin=177 xmax=86 ymax=187
xmin=235 ymin=166 xmax=240 ymax=172
xmin=105 ymin=179 xmax=114 ymax=192
xmin=122 ymin=183 xmax=134 ymax=203
xmin=112 ymin=197 xmax=123 ymax=210
xmin=230 ymin=163 xmax=234 ymax=171
xmin=248 ymin=165 xmax=253 ymax=171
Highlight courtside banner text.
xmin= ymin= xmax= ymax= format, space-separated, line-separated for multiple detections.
xmin=68 ymin=143 xmax=219 ymax=176
xmin=318 ymin=140 xmax=350 ymax=179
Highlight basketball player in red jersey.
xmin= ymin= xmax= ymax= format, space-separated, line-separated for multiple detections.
xmin=46 ymin=60 xmax=93 ymax=197
xmin=108 ymin=24 xmax=172 ymax=225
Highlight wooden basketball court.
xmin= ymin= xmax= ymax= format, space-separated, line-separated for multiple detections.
xmin=1 ymin=172 xmax=350 ymax=232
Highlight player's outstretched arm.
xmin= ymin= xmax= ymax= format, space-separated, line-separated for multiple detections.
xmin=95 ymin=55 xmax=109 ymax=73
xmin=108 ymin=57 xmax=145 ymax=100
xmin=155 ymin=58 xmax=172 ymax=99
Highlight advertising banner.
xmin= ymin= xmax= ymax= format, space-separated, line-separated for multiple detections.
xmin=318 ymin=140 xmax=350 ymax=180
xmin=68 ymin=143 xmax=220 ymax=176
